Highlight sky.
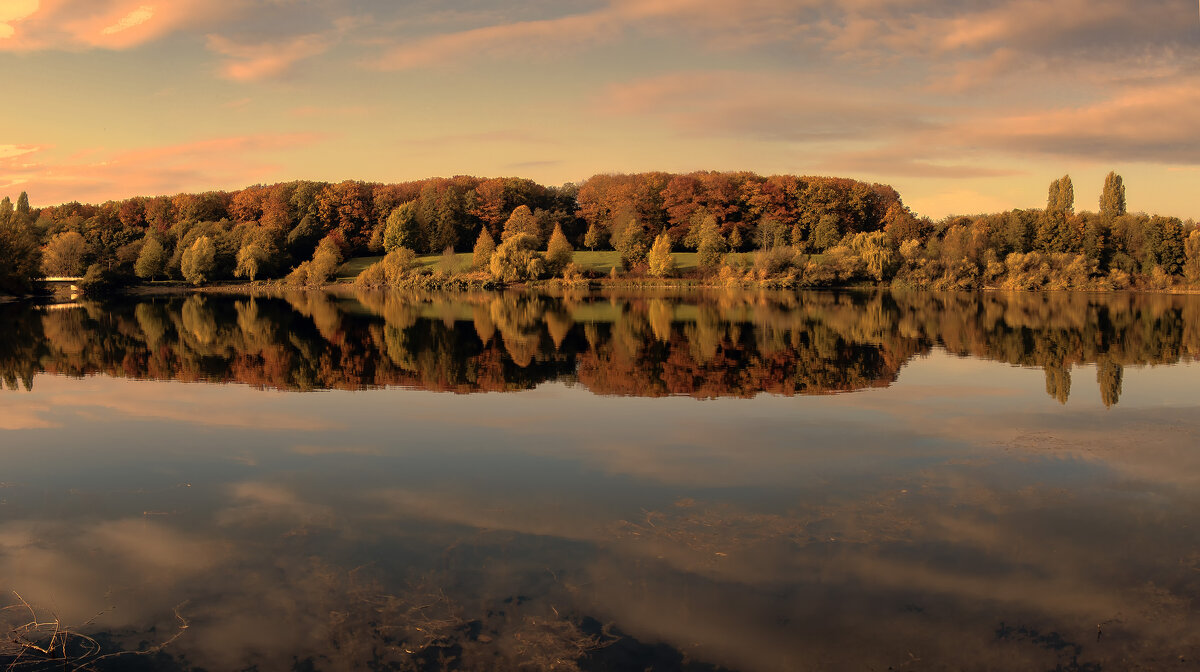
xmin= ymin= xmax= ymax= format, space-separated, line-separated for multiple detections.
xmin=0 ymin=0 xmax=1197 ymax=219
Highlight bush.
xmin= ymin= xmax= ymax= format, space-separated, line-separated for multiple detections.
xmin=78 ymin=263 xmax=135 ymax=296
xmin=752 ymin=246 xmax=795 ymax=277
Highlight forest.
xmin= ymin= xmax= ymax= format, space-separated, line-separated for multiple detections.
xmin=1 ymin=170 xmax=1197 ymax=294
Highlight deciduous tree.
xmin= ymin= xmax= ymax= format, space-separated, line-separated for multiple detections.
xmin=41 ymin=231 xmax=87 ymax=277
xmin=181 ymin=236 xmax=216 ymax=285
xmin=473 ymin=229 xmax=496 ymax=270
xmin=647 ymin=233 xmax=676 ymax=278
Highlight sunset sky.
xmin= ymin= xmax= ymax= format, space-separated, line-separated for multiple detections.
xmin=1 ymin=0 xmax=1197 ymax=219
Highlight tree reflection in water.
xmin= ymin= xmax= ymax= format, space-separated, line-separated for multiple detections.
xmin=3 ymin=290 xmax=1198 ymax=404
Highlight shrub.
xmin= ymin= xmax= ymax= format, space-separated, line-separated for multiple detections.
xmin=752 ymin=246 xmax=795 ymax=276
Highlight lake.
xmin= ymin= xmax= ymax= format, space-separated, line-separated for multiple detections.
xmin=2 ymin=289 xmax=1199 ymax=671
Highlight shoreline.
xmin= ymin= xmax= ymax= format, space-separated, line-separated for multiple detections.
xmin=13 ymin=278 xmax=1200 ymax=305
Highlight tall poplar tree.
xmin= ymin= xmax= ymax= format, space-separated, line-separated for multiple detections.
xmin=1099 ymin=172 xmax=1126 ymax=221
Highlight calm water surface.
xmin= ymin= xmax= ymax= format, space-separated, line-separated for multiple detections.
xmin=1 ymin=290 xmax=1199 ymax=671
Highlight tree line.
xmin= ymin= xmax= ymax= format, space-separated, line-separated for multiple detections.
xmin=1 ymin=170 xmax=1196 ymax=293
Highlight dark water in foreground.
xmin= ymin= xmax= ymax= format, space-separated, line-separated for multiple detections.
xmin=1 ymin=289 xmax=1199 ymax=671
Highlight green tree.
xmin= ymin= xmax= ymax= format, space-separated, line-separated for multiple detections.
xmin=472 ymin=228 xmax=496 ymax=270
xmin=647 ymin=232 xmax=676 ymax=278
xmin=1099 ymin=171 xmax=1126 ymax=221
xmin=383 ymin=202 xmax=423 ymax=253
xmin=180 ymin=235 xmax=216 ymax=285
xmin=135 ymin=235 xmax=169 ymax=280
xmin=545 ymin=223 xmax=573 ymax=274
xmin=41 ymin=231 xmax=87 ymax=276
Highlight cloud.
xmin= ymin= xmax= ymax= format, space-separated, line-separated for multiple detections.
xmin=373 ymin=10 xmax=622 ymax=70
xmin=961 ymin=78 xmax=1200 ymax=164
xmin=0 ymin=132 xmax=328 ymax=205
xmin=100 ymin=4 xmax=153 ymax=35
xmin=601 ymin=70 xmax=932 ymax=142
xmin=0 ymin=0 xmax=231 ymax=51
xmin=207 ymin=31 xmax=334 ymax=82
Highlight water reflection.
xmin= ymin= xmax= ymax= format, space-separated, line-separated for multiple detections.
xmin=2 ymin=290 xmax=1199 ymax=671
xmin=3 ymin=290 xmax=1199 ymax=405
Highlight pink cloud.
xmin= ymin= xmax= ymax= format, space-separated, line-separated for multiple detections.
xmin=372 ymin=0 xmax=821 ymax=70
xmin=374 ymin=10 xmax=622 ymax=70
xmin=0 ymin=133 xmax=328 ymax=206
xmin=0 ymin=0 xmax=230 ymax=51
xmin=207 ymin=32 xmax=333 ymax=82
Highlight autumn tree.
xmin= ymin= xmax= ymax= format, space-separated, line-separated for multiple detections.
xmin=502 ymin=205 xmax=541 ymax=242
xmin=180 ymin=236 xmax=216 ymax=285
xmin=647 ymin=232 xmax=676 ymax=278
xmin=473 ymin=228 xmax=496 ymax=270
xmin=545 ymin=223 xmax=574 ymax=274
xmin=41 ymin=231 xmax=87 ymax=276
